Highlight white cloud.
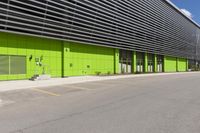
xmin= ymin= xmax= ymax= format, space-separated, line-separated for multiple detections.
xmin=166 ymin=0 xmax=193 ymax=19
xmin=180 ymin=8 xmax=193 ymax=18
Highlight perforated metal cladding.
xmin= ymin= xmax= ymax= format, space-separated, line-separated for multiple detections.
xmin=0 ymin=0 xmax=200 ymax=60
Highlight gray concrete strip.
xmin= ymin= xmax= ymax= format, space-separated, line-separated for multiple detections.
xmin=0 ymin=72 xmax=199 ymax=93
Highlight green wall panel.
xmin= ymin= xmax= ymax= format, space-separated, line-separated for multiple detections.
xmin=177 ymin=58 xmax=187 ymax=72
xmin=164 ymin=56 xmax=177 ymax=72
xmin=0 ymin=32 xmax=62 ymax=80
xmin=63 ymin=42 xmax=115 ymax=76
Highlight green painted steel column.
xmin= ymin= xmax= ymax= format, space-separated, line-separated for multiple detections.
xmin=132 ymin=51 xmax=136 ymax=73
xmin=154 ymin=54 xmax=157 ymax=72
xmin=61 ymin=41 xmax=65 ymax=77
xmin=163 ymin=56 xmax=166 ymax=72
xmin=176 ymin=58 xmax=178 ymax=72
xmin=186 ymin=59 xmax=189 ymax=71
xmin=63 ymin=42 xmax=71 ymax=77
xmin=144 ymin=53 xmax=148 ymax=72
xmin=114 ymin=49 xmax=119 ymax=74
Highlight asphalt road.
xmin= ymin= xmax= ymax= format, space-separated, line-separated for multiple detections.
xmin=1 ymin=72 xmax=200 ymax=133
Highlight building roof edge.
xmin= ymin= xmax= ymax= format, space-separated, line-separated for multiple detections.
xmin=164 ymin=0 xmax=200 ymax=29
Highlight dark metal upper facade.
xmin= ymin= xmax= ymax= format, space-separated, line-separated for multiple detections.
xmin=0 ymin=0 xmax=200 ymax=60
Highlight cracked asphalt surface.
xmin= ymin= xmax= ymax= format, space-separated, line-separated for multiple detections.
xmin=1 ymin=72 xmax=200 ymax=133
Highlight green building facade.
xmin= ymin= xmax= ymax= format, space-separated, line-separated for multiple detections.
xmin=0 ymin=32 xmax=188 ymax=80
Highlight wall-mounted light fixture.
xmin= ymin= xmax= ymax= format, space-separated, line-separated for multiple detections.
xmin=29 ymin=55 xmax=33 ymax=61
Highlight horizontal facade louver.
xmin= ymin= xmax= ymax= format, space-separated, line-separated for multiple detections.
xmin=0 ymin=0 xmax=199 ymax=60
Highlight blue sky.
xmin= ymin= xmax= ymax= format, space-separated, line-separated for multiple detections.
xmin=171 ymin=0 xmax=200 ymax=25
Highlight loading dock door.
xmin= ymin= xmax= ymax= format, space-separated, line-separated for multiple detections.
xmin=136 ymin=52 xmax=144 ymax=73
xmin=157 ymin=55 xmax=164 ymax=72
xmin=147 ymin=54 xmax=154 ymax=72
xmin=137 ymin=60 xmax=143 ymax=72
xmin=119 ymin=50 xmax=132 ymax=74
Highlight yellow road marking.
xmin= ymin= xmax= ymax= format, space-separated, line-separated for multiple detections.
xmin=32 ymin=88 xmax=60 ymax=96
xmin=67 ymin=85 xmax=90 ymax=90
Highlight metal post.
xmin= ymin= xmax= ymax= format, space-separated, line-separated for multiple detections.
xmin=196 ymin=30 xmax=200 ymax=70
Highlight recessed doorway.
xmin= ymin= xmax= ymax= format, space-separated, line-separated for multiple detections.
xmin=119 ymin=50 xmax=132 ymax=74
